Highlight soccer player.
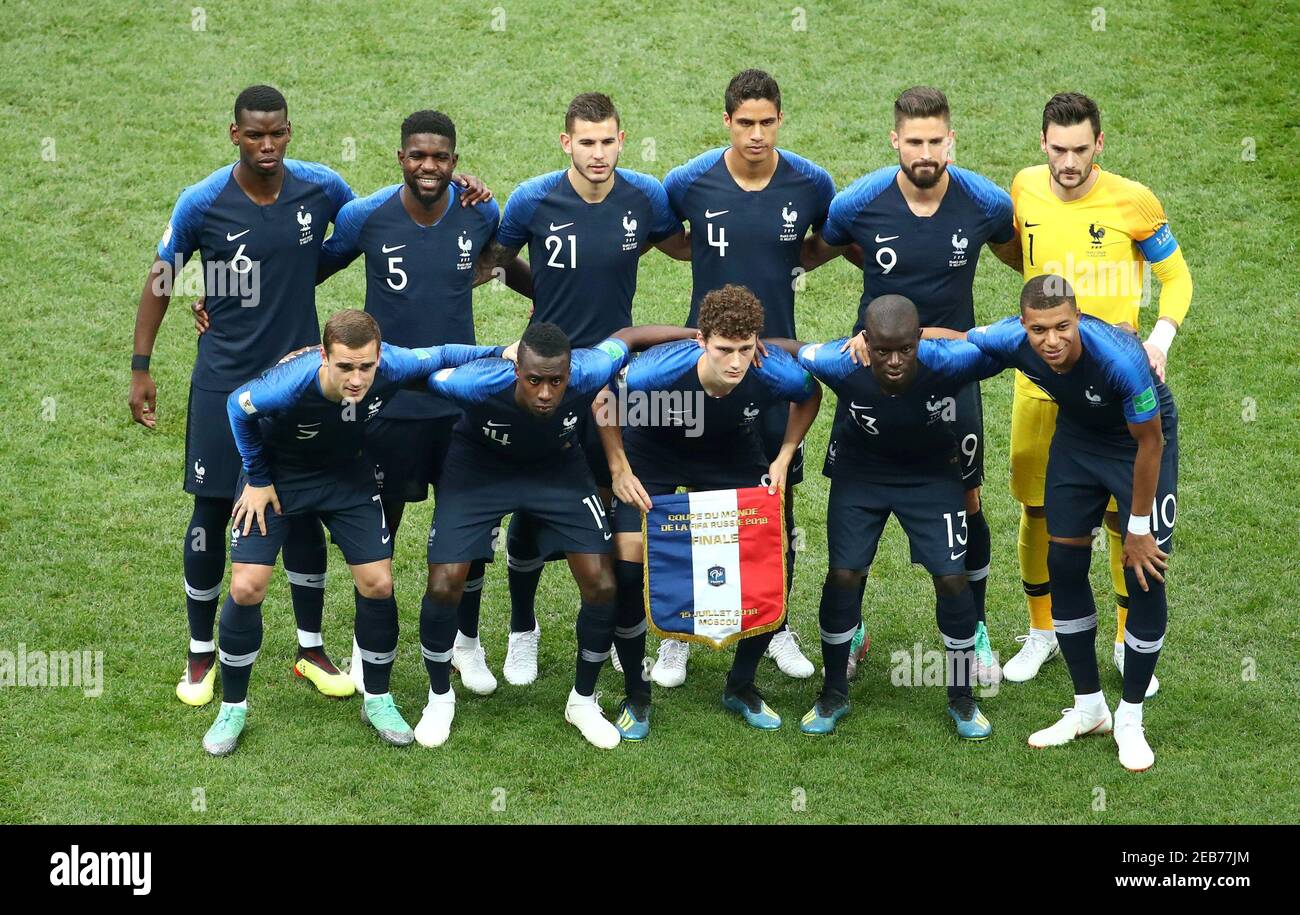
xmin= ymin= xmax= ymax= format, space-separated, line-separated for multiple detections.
xmin=207 ymin=310 xmax=503 ymax=755
xmin=652 ymin=68 xmax=836 ymax=685
xmin=999 ymin=94 xmax=1193 ymax=692
xmin=804 ymin=87 xmax=1018 ymax=685
xmin=965 ymin=276 xmax=1178 ymax=771
xmin=129 ymin=85 xmax=356 ymax=708
xmin=316 ymin=109 xmax=530 ymax=698
xmin=788 ymin=296 xmax=1001 ymax=739
xmin=418 ymin=321 xmax=695 ymax=749
xmin=598 ymin=285 xmax=821 ymax=738
xmin=482 ymin=92 xmax=683 ymax=687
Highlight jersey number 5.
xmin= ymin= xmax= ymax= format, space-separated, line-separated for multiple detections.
xmin=386 ymin=256 xmax=408 ymax=291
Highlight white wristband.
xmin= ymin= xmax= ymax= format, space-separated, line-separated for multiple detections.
xmin=1127 ymin=514 xmax=1152 ymax=536
xmin=1146 ymin=320 xmax=1177 ymax=355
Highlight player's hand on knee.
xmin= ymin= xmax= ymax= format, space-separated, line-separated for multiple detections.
xmin=129 ymin=372 xmax=157 ymax=428
xmin=453 ymin=173 xmax=492 ymax=205
xmin=191 ymin=296 xmax=209 ymax=335
xmin=1143 ymin=342 xmax=1167 ymax=383
xmin=233 ymin=483 xmax=280 ymax=537
xmin=612 ymin=470 xmax=652 ymax=512
xmin=841 ymin=330 xmax=871 ymax=366
xmin=1123 ymin=532 xmax=1168 ymax=591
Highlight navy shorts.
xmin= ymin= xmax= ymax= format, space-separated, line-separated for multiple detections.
xmin=826 ymin=463 xmax=969 ymax=576
xmin=611 ymin=450 xmax=772 ymax=534
xmin=367 ymin=414 xmax=458 ymax=504
xmin=823 ymin=383 xmax=983 ymax=492
xmin=428 ymin=442 xmax=612 ymax=564
xmin=184 ymin=385 xmax=244 ymax=498
xmin=1044 ymin=432 xmax=1179 ymax=551
xmin=229 ymin=476 xmax=392 ymax=567
xmin=758 ymin=402 xmax=804 ymax=488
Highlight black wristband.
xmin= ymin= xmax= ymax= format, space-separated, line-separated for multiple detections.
xmin=131 ymin=354 xmax=151 ymax=372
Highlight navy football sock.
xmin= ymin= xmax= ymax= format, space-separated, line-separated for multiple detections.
xmin=966 ymin=509 xmax=991 ymax=625
xmin=613 ymin=561 xmax=649 ymax=700
xmin=283 ymin=515 xmax=327 ymax=642
xmin=420 ymin=594 xmax=457 ymax=694
xmin=458 ymin=560 xmax=486 ymax=639
xmin=1047 ymin=541 xmax=1101 ymax=695
xmin=217 ymin=594 xmax=263 ymax=704
xmin=355 ymin=589 xmax=399 ymax=695
xmin=184 ymin=497 xmax=231 ymax=644
xmin=574 ymin=599 xmax=616 ymax=696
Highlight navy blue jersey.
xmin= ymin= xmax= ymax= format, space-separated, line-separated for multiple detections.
xmin=664 ymin=148 xmax=835 ymax=338
xmin=430 ymin=338 xmax=632 ymax=464
xmin=619 ymin=339 xmax=815 ymax=463
xmin=321 ymin=182 xmax=500 ymax=419
xmin=967 ymin=315 xmax=1177 ymax=454
xmin=799 ymin=338 xmax=1003 ymax=479
xmin=496 ymin=169 xmax=681 ymax=347
xmin=227 ymin=342 xmax=500 ymax=493
xmin=158 ymin=159 xmax=355 ymax=391
xmin=821 ymin=165 xmax=1013 ymax=332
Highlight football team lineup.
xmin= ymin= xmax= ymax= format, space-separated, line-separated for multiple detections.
xmin=126 ymin=71 xmax=1191 ymax=771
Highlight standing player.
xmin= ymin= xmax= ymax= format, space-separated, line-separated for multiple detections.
xmin=789 ymin=296 xmax=1001 ymax=739
xmin=965 ymin=277 xmax=1178 ymax=771
xmin=999 ymin=93 xmax=1193 ymax=692
xmin=317 ymin=109 xmax=530 ymax=698
xmin=804 ymin=87 xmax=1017 ymax=685
xmin=653 ymin=68 xmax=836 ymax=685
xmin=416 ymin=322 xmax=694 ymax=748
xmin=483 ymin=92 xmax=683 ymax=687
xmin=209 ymin=310 xmax=502 ymax=755
xmin=129 ymin=86 xmax=356 ymax=708
xmin=598 ymin=285 xmax=821 ymax=738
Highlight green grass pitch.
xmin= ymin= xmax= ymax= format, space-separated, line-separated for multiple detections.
xmin=1 ymin=0 xmax=1297 ymax=824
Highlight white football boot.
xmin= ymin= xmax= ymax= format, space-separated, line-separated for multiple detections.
xmin=650 ymin=639 xmax=689 ymax=688
xmin=503 ymin=624 xmax=541 ymax=686
xmin=414 ymin=687 xmax=456 ymax=748
xmin=452 ymin=634 xmax=498 ymax=696
xmin=564 ymin=689 xmax=620 ymax=749
xmin=1113 ymin=701 xmax=1155 ymax=771
xmin=1003 ymin=630 xmax=1060 ymax=682
xmin=1028 ymin=699 xmax=1113 ymax=748
xmin=766 ymin=629 xmax=815 ymax=679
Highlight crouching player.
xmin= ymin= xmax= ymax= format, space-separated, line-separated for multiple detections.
xmin=207 ymin=310 xmax=503 ymax=756
xmin=787 ymin=295 xmax=1003 ymax=739
xmin=419 ymin=322 xmax=694 ymax=749
xmin=964 ymin=276 xmax=1177 ymax=771
xmin=598 ymin=285 xmax=821 ymax=737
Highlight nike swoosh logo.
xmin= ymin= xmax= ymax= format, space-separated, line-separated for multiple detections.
xmin=549 ymin=222 xmax=575 ymax=232
xmin=381 ymin=243 xmax=406 ymax=253
xmin=603 ymin=532 xmax=612 ymax=541
xmin=950 ymin=551 xmax=966 ymax=561
xmin=486 ymin=421 xmax=510 ymax=427
xmin=1155 ymin=534 xmax=1172 ymax=546
xmin=849 ymin=402 xmax=872 ymax=410
xmin=226 ymin=230 xmax=250 ymax=241
xmin=1024 ymin=222 xmax=1040 ymax=228
xmin=874 ymin=234 xmax=899 ymax=243
xmin=704 ymin=210 xmax=729 ymax=219
xmin=382 ymin=535 xmax=391 ymax=544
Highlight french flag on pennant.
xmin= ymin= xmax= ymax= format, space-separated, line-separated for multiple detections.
xmin=643 ymin=486 xmax=787 ymax=649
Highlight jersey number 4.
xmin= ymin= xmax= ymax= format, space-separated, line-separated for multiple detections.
xmin=707 ymin=222 xmax=729 ymax=257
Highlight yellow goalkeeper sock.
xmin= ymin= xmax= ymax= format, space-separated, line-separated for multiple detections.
xmin=1107 ymin=521 xmax=1128 ymax=644
xmin=1018 ymin=508 xmax=1053 ymax=631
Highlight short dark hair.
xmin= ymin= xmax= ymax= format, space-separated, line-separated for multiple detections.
xmin=1042 ymin=92 xmax=1101 ymax=138
xmin=725 ymin=69 xmax=781 ymax=116
xmin=565 ymin=92 xmax=619 ymax=133
xmin=322 ymin=309 xmax=381 ymax=353
xmin=698 ymin=285 xmax=765 ymax=340
xmin=894 ymin=86 xmax=949 ymax=127
xmin=1020 ymin=275 xmax=1079 ymax=311
xmin=401 ymin=109 xmax=456 ymax=148
xmin=234 ymin=85 xmax=287 ymax=123
xmin=520 ymin=322 xmax=571 ymax=361
xmin=861 ymin=294 xmax=919 ymax=338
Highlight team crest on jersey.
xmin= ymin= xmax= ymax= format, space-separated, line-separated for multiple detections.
xmin=741 ymin=403 xmax=760 ymax=424
xmin=926 ymin=396 xmax=958 ymax=423
xmin=297 ymin=207 xmax=314 ymax=245
xmin=949 ymin=230 xmax=969 ymax=268
xmin=561 ymin=412 xmax=579 ymax=436
xmin=366 ymin=398 xmax=383 ymax=420
xmin=621 ymin=211 xmax=639 ymax=251
xmin=457 ymin=231 xmax=474 ymax=270
xmin=779 ymin=202 xmax=800 ymax=242
xmin=193 ymin=460 xmax=206 ymax=484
